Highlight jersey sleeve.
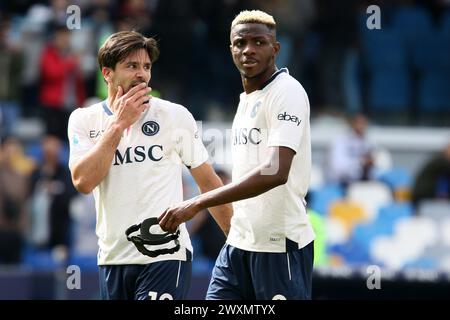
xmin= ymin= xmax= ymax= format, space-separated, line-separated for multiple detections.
xmin=175 ymin=108 xmax=209 ymax=169
xmin=265 ymin=83 xmax=310 ymax=153
xmin=67 ymin=108 xmax=95 ymax=169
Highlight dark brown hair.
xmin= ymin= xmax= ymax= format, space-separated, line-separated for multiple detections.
xmin=97 ymin=31 xmax=159 ymax=70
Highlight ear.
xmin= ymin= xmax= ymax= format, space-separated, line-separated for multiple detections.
xmin=101 ymin=67 xmax=113 ymax=84
xmin=273 ymin=41 xmax=281 ymax=58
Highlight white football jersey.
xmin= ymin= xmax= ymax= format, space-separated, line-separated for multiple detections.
xmin=68 ymin=97 xmax=209 ymax=265
xmin=227 ymin=68 xmax=315 ymax=252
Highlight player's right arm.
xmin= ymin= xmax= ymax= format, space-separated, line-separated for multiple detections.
xmin=69 ymin=83 xmax=150 ymax=194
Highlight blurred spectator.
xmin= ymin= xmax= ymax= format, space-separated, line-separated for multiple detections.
xmin=412 ymin=142 xmax=450 ymax=207
xmin=256 ymin=0 xmax=316 ymax=78
xmin=189 ymin=0 xmax=246 ymax=120
xmin=69 ymin=193 xmax=97 ymax=257
xmin=119 ymin=0 xmax=155 ymax=35
xmin=0 ymin=136 xmax=34 ymax=264
xmin=2 ymin=0 xmax=450 ymax=126
xmin=81 ymin=0 xmax=116 ymax=98
xmin=48 ymin=0 xmax=71 ymax=26
xmin=39 ymin=24 xmax=86 ymax=140
xmin=313 ymin=0 xmax=360 ymax=113
xmin=152 ymin=0 xmax=197 ymax=113
xmin=29 ymin=135 xmax=77 ymax=257
xmin=326 ymin=113 xmax=375 ymax=188
xmin=18 ymin=4 xmax=50 ymax=117
xmin=187 ymin=168 xmax=230 ymax=261
xmin=0 ymin=18 xmax=24 ymax=138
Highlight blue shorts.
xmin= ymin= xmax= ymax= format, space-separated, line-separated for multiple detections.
xmin=98 ymin=251 xmax=192 ymax=300
xmin=206 ymin=239 xmax=314 ymax=300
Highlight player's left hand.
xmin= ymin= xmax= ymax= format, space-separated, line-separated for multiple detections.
xmin=158 ymin=199 xmax=200 ymax=233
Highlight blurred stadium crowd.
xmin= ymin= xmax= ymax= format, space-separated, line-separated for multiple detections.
xmin=1 ymin=0 xmax=450 ymax=298
xmin=1 ymin=0 xmax=450 ymax=128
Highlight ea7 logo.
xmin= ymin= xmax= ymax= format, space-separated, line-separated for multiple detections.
xmin=277 ymin=112 xmax=301 ymax=126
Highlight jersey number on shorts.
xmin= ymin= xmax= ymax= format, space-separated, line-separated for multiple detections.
xmin=148 ymin=291 xmax=173 ymax=300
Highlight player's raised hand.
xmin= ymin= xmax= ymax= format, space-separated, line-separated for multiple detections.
xmin=112 ymin=82 xmax=152 ymax=130
xmin=158 ymin=199 xmax=200 ymax=233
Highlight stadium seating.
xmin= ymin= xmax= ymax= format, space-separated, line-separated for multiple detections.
xmin=395 ymin=216 xmax=439 ymax=249
xmin=377 ymin=203 xmax=413 ymax=225
xmin=441 ymin=218 xmax=450 ymax=247
xmin=347 ymin=181 xmax=393 ymax=221
xmin=377 ymin=167 xmax=413 ymax=201
xmin=325 ymin=202 xmax=412 ymax=267
xmin=21 ymin=248 xmax=63 ymax=271
xmin=346 ymin=204 xmax=409 ymax=266
xmin=372 ymin=147 xmax=394 ymax=175
xmin=418 ymin=71 xmax=450 ymax=113
xmin=324 ymin=216 xmax=347 ymax=246
xmin=68 ymin=254 xmax=97 ymax=272
xmin=329 ymin=200 xmax=368 ymax=235
xmin=411 ymin=33 xmax=450 ymax=70
xmin=309 ymin=164 xmax=325 ymax=192
xmin=415 ymin=200 xmax=450 ymax=269
xmin=442 ymin=10 xmax=450 ymax=38
xmin=308 ymin=184 xmax=345 ymax=216
xmin=418 ymin=199 xmax=450 ymax=221
xmin=370 ymin=216 xmax=438 ymax=270
xmin=392 ymin=6 xmax=433 ymax=46
xmin=367 ymin=70 xmax=411 ymax=112
xmin=404 ymin=257 xmax=439 ymax=270
xmin=328 ymin=241 xmax=370 ymax=266
xmin=362 ymin=29 xmax=408 ymax=71
xmin=361 ymin=28 xmax=411 ymax=113
xmin=418 ymin=215 xmax=450 ymax=271
xmin=412 ymin=32 xmax=450 ymax=114
xmin=360 ymin=6 xmax=450 ymax=118
xmin=377 ymin=167 xmax=412 ymax=191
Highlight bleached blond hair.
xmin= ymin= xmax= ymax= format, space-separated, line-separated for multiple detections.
xmin=231 ymin=10 xmax=276 ymax=30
